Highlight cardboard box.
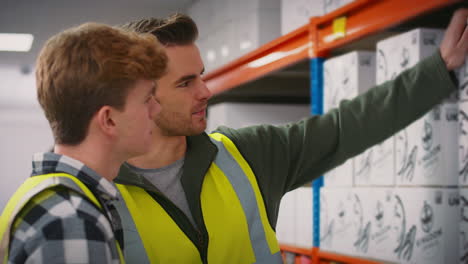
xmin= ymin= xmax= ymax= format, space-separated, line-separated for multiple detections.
xmin=354 ymin=140 xmax=394 ymax=186
xmin=323 ymin=51 xmax=376 ymax=187
xmin=366 ymin=188 xmax=398 ymax=261
xmin=217 ymin=22 xmax=236 ymax=66
xmin=323 ymin=0 xmax=354 ymax=14
xmin=376 ymin=28 xmax=444 ymax=83
xmin=460 ymin=101 xmax=468 ymax=186
xmin=235 ymin=9 xmax=281 ymax=56
xmin=200 ymin=32 xmax=219 ymax=73
xmin=441 ymin=103 xmax=459 ymax=184
xmin=199 ymin=23 xmax=236 ymax=72
xmin=276 ymin=190 xmax=296 ymax=245
xmin=323 ymin=167 xmax=354 ymax=188
xmin=189 ymin=0 xmax=281 ymax=70
xmin=320 ymin=187 xmax=356 ymax=255
xmin=323 ymin=51 xmax=375 ymax=112
xmin=376 ymin=28 xmax=459 ymax=187
xmin=187 ymin=0 xmax=214 ymax=37
xmin=377 ymin=188 xmax=459 ymax=264
xmin=237 ymin=0 xmax=281 ymax=12
xmin=277 ymin=187 xmax=313 ymax=248
xmin=457 ymin=57 xmax=468 ymax=102
xmin=295 ymin=186 xmax=313 ymax=248
xmin=347 ymin=188 xmax=375 ymax=258
xmin=395 ymin=103 xmax=458 ymax=186
xmin=321 ymin=187 xmax=392 ymax=259
xmin=460 ymin=188 xmax=468 ymax=264
xmin=281 ymin=0 xmax=323 ymax=35
xmin=320 ymin=187 xmax=458 ymax=263
xmin=458 ymin=59 xmax=468 ymax=186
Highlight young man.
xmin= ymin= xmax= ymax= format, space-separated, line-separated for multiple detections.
xmin=115 ymin=9 xmax=468 ymax=263
xmin=0 ymin=23 xmax=167 ymax=263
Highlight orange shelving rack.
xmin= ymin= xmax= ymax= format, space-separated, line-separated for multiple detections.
xmin=310 ymin=0 xmax=461 ymax=57
xmin=280 ymin=244 xmax=385 ymax=264
xmin=203 ymin=0 xmax=462 ymax=95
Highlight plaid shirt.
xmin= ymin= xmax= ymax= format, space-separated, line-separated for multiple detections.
xmin=8 ymin=152 xmax=122 ymax=264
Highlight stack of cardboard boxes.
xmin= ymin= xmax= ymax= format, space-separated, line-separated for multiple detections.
xmin=321 ymin=28 xmax=460 ymax=263
xmin=458 ymin=57 xmax=468 ymax=264
xmin=189 ymin=0 xmax=282 ymax=72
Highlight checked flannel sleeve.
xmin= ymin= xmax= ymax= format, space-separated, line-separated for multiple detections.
xmin=7 ymin=188 xmax=121 ymax=264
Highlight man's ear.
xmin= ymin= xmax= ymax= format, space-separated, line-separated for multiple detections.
xmin=95 ymin=106 xmax=117 ymax=136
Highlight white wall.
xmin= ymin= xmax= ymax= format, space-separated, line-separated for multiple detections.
xmin=0 ymin=65 xmax=53 ymax=211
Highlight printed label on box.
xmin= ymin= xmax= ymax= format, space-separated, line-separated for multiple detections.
xmin=354 ymin=138 xmax=394 ymax=186
xmin=458 ymin=57 xmax=468 ymax=101
xmin=386 ymin=188 xmax=459 ymax=264
xmin=461 ymin=102 xmax=468 ymax=186
xmin=324 ymin=51 xmax=375 ymax=187
xmin=395 ymin=104 xmax=457 ymax=186
xmin=320 ymin=188 xmax=356 ymax=255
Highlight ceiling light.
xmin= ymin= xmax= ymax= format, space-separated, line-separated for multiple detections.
xmin=207 ymin=50 xmax=216 ymax=62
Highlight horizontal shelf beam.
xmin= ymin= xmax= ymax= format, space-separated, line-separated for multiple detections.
xmin=280 ymin=244 xmax=314 ymax=256
xmin=317 ymin=250 xmax=384 ymax=264
xmin=312 ymin=0 xmax=462 ymax=56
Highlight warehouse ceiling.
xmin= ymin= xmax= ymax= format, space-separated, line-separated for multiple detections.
xmin=0 ymin=0 xmax=195 ymax=67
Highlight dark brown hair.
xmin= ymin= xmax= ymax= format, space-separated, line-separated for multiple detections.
xmin=36 ymin=22 xmax=167 ymax=145
xmin=119 ymin=13 xmax=198 ymax=46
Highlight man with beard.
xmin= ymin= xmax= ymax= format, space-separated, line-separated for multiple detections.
xmin=113 ymin=9 xmax=468 ymax=263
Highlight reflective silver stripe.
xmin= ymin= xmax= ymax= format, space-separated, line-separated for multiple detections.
xmin=0 ymin=177 xmax=86 ymax=262
xmin=210 ymin=138 xmax=282 ymax=264
xmin=113 ymin=187 xmax=150 ymax=264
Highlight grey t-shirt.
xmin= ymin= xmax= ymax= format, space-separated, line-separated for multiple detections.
xmin=125 ymin=158 xmax=196 ymax=227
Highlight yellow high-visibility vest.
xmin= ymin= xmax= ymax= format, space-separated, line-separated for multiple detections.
xmin=116 ymin=133 xmax=282 ymax=263
xmin=0 ymin=173 xmax=125 ymax=263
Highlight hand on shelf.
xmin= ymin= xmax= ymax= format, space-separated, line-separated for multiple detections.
xmin=440 ymin=8 xmax=468 ymax=71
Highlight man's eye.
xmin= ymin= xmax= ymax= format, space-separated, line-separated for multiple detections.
xmin=178 ymin=81 xmax=189 ymax=87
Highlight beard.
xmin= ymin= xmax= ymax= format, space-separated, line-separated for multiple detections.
xmin=155 ymin=109 xmax=206 ymax=136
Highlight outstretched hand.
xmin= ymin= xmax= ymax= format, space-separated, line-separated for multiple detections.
xmin=440 ymin=8 xmax=468 ymax=71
